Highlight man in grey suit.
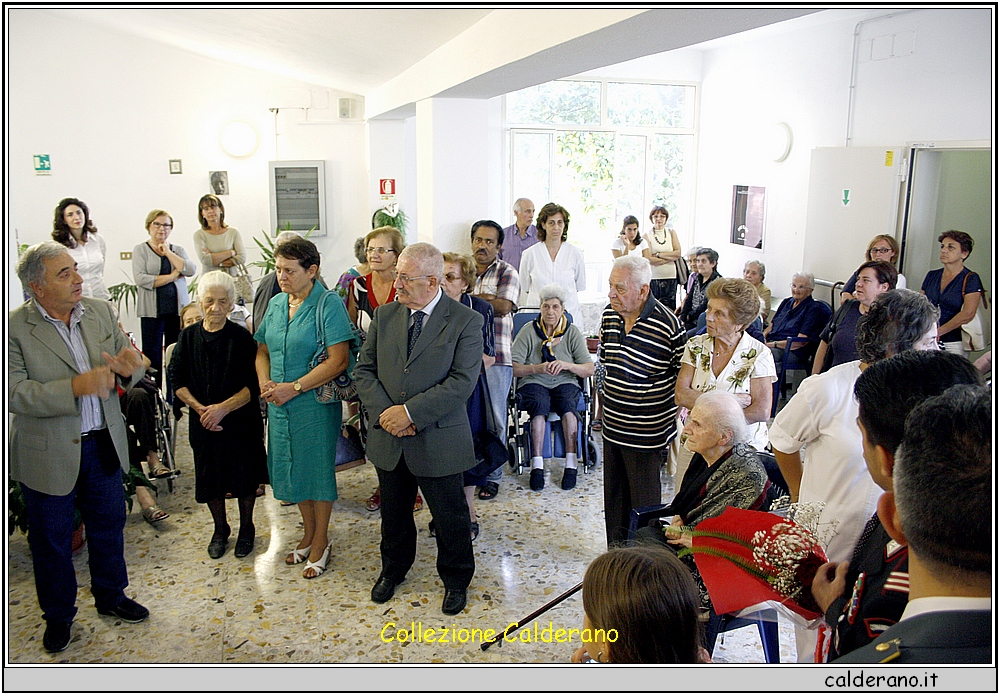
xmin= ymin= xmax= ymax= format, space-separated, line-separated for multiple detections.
xmin=9 ymin=242 xmax=148 ymax=653
xmin=834 ymin=385 xmax=990 ymax=664
xmin=355 ymin=242 xmax=483 ymax=615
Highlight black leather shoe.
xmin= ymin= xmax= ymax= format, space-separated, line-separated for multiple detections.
xmin=371 ymin=576 xmax=398 ymax=604
xmin=530 ymin=468 xmax=545 ymax=491
xmin=234 ymin=532 xmax=255 ymax=559
xmin=43 ymin=621 xmax=72 ymax=653
xmin=561 ymin=468 xmax=578 ymax=490
xmin=207 ymin=536 xmax=229 ymax=559
xmin=97 ymin=597 xmax=149 ymax=623
xmin=442 ymin=589 xmax=467 ymax=615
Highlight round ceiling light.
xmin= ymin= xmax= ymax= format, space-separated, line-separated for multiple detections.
xmin=220 ymin=121 xmax=259 ymax=158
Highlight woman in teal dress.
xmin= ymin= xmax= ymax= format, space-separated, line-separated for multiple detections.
xmin=255 ymin=236 xmax=356 ymax=579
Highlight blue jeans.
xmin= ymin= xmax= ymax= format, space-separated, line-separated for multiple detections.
xmin=21 ymin=431 xmax=129 ymax=624
xmin=484 ymin=364 xmax=513 ymax=483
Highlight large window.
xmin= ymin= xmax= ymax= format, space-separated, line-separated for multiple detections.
xmin=506 ymin=79 xmax=697 ymax=292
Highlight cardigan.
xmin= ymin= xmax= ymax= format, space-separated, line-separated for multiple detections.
xmin=132 ymin=240 xmax=197 ymax=317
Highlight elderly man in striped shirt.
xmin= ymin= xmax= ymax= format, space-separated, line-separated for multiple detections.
xmin=599 ymin=255 xmax=686 ymax=546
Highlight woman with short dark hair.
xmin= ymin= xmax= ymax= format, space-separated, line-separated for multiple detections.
xmin=644 ymin=206 xmax=682 ymax=308
xmin=677 ymin=248 xmax=721 ymax=331
xmin=518 ymin=202 xmax=586 ymax=320
xmin=813 ymin=260 xmax=898 ymax=374
xmin=920 ymin=230 xmax=983 ymax=356
xmin=255 ymin=237 xmax=357 ymax=578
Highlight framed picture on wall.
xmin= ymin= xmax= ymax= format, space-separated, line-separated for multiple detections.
xmin=210 ymin=171 xmax=229 ymax=195
xmin=731 ymin=185 xmax=766 ymax=250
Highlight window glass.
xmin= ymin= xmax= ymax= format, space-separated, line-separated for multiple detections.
xmin=506 ymin=81 xmax=601 ymax=126
xmin=607 ymin=82 xmax=695 ymax=128
xmin=511 ymin=132 xmax=551 ymax=205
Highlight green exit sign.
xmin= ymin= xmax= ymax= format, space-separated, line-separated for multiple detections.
xmin=34 ymin=154 xmax=51 ymax=175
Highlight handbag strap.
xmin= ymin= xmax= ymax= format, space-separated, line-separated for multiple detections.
xmin=314 ymin=289 xmax=328 ymax=353
xmin=961 ymin=271 xmax=989 ymax=309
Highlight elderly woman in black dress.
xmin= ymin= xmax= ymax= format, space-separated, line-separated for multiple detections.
xmin=169 ymin=271 xmax=267 ymax=559
xmin=637 ymin=390 xmax=778 ymax=647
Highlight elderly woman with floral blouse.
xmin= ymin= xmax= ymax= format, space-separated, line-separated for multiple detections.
xmin=674 ymin=278 xmax=775 ymax=485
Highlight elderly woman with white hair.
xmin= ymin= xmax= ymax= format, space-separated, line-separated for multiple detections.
xmin=637 ymin=391 xmax=778 ymax=632
xmin=169 ymin=270 xmax=268 ymax=560
xmin=761 ymin=271 xmax=832 ymax=364
xmin=511 ymin=283 xmax=595 ymax=491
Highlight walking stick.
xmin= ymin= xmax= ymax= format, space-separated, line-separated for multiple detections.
xmin=480 ymin=581 xmax=583 ymax=651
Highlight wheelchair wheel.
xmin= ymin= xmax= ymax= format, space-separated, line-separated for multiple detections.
xmin=153 ymin=392 xmax=176 ymax=493
xmin=587 ymin=438 xmax=599 ymax=471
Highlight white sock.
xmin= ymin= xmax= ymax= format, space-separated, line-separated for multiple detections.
xmin=531 ymin=456 xmax=544 ymax=470
xmin=565 ymin=453 xmax=578 ymax=470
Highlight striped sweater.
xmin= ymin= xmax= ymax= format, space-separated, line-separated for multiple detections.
xmin=599 ymin=295 xmax=686 ymax=449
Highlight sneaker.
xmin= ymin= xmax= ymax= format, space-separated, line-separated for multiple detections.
xmin=561 ymin=468 xmax=578 ymax=490
xmin=43 ymin=621 xmax=72 ymax=653
xmin=97 ymin=597 xmax=149 ymax=623
xmin=529 ymin=469 xmax=545 ymax=491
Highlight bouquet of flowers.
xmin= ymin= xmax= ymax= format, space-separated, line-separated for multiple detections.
xmin=675 ymin=507 xmax=828 ymax=624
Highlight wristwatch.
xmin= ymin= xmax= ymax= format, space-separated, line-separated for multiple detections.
xmin=293 ymin=381 xmax=302 ymax=392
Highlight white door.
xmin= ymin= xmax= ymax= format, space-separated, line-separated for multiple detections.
xmin=802 ymin=146 xmax=905 ymax=291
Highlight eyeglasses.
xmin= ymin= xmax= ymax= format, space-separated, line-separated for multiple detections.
xmin=391 ymin=271 xmax=433 ymax=285
xmin=870 ymin=247 xmax=893 ymax=255
xmin=150 ymin=222 xmax=173 ymax=229
xmin=472 ymin=237 xmax=497 ymax=247
xmin=443 ymin=273 xmax=463 ymax=283
xmin=365 ymin=246 xmax=396 ymax=256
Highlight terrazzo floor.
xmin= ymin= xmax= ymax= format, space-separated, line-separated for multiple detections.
xmin=7 ymin=415 xmax=795 ymax=665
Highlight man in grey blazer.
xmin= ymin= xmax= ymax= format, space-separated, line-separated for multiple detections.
xmin=9 ymin=242 xmax=148 ymax=653
xmin=355 ymin=242 xmax=483 ymax=615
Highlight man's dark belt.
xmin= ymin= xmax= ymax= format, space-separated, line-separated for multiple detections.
xmin=81 ymin=428 xmax=108 ymax=441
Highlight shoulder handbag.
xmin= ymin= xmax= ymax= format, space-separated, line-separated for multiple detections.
xmin=229 ymin=263 xmax=255 ymax=305
xmin=674 ymin=256 xmax=690 ymax=283
xmin=308 ymin=290 xmax=361 ymax=404
xmin=960 ymin=272 xmax=989 ymax=351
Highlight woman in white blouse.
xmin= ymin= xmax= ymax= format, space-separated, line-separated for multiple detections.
xmin=610 ymin=215 xmax=648 ymax=259
xmin=519 ymin=202 xmax=586 ymax=321
xmin=51 ymin=198 xmax=110 ymax=300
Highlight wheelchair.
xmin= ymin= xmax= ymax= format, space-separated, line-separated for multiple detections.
xmin=121 ymin=370 xmax=180 ymax=493
xmin=505 ymin=308 xmax=598 ymax=476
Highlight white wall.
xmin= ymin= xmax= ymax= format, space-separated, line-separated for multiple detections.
xmin=692 ymin=8 xmax=992 ymax=300
xmin=7 ymin=9 xmax=370 ymax=329
xmin=850 ymin=9 xmax=993 ymax=146
xmin=414 ymin=97 xmax=503 ymax=257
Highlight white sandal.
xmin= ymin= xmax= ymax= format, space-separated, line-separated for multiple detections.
xmin=285 ymin=544 xmax=311 ymax=565
xmin=303 ymin=545 xmax=331 ymax=579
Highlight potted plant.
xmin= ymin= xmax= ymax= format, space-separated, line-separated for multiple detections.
xmin=372 ymin=202 xmax=408 ymax=234
xmin=586 ymin=334 xmax=600 ymax=353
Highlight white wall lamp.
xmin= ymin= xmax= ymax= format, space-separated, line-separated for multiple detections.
xmin=220 ymin=121 xmax=259 ymax=158
xmin=768 ymin=122 xmax=793 ymax=163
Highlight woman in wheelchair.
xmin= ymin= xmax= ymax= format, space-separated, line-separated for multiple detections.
xmin=511 ymin=284 xmax=595 ymax=492
xmin=636 ymin=391 xmax=778 ymax=644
